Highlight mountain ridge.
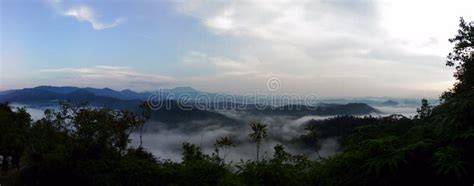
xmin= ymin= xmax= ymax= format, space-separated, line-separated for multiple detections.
xmin=0 ymin=85 xmax=421 ymax=110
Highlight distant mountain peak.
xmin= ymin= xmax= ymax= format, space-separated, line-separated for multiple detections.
xmin=121 ymin=89 xmax=134 ymax=93
xmin=381 ymin=100 xmax=399 ymax=106
xmin=32 ymin=85 xmax=80 ymax=94
xmin=166 ymin=86 xmax=199 ymax=93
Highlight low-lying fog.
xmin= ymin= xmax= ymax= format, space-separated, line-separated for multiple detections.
xmin=129 ymin=107 xmax=418 ymax=163
xmin=12 ymin=103 xmax=418 ymax=162
xmin=373 ymin=106 xmax=418 ymax=118
xmin=129 ymin=114 xmax=339 ymax=162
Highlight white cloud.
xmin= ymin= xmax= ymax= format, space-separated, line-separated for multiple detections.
xmin=173 ymin=0 xmax=468 ymax=97
xmin=41 ymin=66 xmax=175 ymax=90
xmin=181 ymin=51 xmax=262 ymax=76
xmin=49 ymin=0 xmax=125 ymax=30
xmin=63 ymin=6 xmax=125 ymax=30
xmin=378 ymin=0 xmax=474 ymax=56
xmin=177 ymin=0 xmax=379 ymax=44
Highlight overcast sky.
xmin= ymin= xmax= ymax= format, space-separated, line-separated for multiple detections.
xmin=1 ymin=0 xmax=473 ymax=97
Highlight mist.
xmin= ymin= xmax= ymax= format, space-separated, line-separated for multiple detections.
xmin=13 ymin=103 xmax=418 ymax=162
xmin=129 ymin=105 xmax=419 ymax=162
xmin=10 ymin=103 xmax=49 ymax=121
xmin=373 ymin=106 xmax=418 ymax=118
xmin=129 ymin=111 xmax=348 ymax=163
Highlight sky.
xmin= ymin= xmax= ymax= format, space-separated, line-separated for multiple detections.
xmin=1 ymin=0 xmax=473 ymax=98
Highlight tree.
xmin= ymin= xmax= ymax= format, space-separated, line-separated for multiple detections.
xmin=444 ymin=17 xmax=474 ymax=98
xmin=21 ymin=103 xmax=157 ymax=185
xmin=272 ymin=144 xmax=292 ymax=163
xmin=138 ymin=101 xmax=151 ymax=148
xmin=182 ymin=142 xmax=206 ymax=163
xmin=0 ymin=103 xmax=31 ymax=172
xmin=300 ymin=125 xmax=322 ymax=158
xmin=72 ymin=107 xmax=142 ymax=154
xmin=416 ymin=98 xmax=432 ymax=119
xmin=248 ymin=121 xmax=267 ymax=162
xmin=214 ymin=136 xmax=235 ymax=163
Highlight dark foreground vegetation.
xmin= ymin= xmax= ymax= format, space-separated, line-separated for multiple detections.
xmin=1 ymin=19 xmax=473 ymax=186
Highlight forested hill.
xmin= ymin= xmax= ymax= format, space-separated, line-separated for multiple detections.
xmin=0 ymin=86 xmax=382 ymax=124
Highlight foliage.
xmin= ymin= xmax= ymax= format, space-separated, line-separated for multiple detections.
xmin=248 ymin=121 xmax=267 ymax=162
xmin=415 ymin=98 xmax=432 ymax=119
xmin=214 ymin=136 xmax=235 ymax=163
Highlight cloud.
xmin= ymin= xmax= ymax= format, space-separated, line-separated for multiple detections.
xmin=181 ymin=51 xmax=262 ymax=76
xmin=172 ymin=0 xmax=468 ymax=97
xmin=177 ymin=0 xmax=378 ymax=43
xmin=40 ymin=65 xmax=175 ymax=90
xmin=63 ymin=6 xmax=125 ymax=30
xmin=49 ymin=0 xmax=125 ymax=30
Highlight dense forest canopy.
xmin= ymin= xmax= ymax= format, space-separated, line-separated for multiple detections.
xmin=0 ymin=18 xmax=473 ymax=186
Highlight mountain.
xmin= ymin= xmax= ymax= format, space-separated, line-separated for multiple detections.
xmin=32 ymin=86 xmax=80 ymax=94
xmin=244 ymin=103 xmax=379 ymax=116
xmin=0 ymin=88 xmax=63 ymax=105
xmin=1 ymin=86 xmax=425 ymax=108
xmin=0 ymin=85 xmax=387 ymax=132
xmin=0 ymin=88 xmax=142 ymax=110
xmin=82 ymin=87 xmax=150 ymax=100
xmin=316 ymin=97 xmax=436 ymax=107
xmin=163 ymin=86 xmax=200 ymax=93
xmin=1 ymin=86 xmax=381 ymax=118
xmin=0 ymin=86 xmax=206 ymax=103
xmin=147 ymin=100 xmax=240 ymax=130
xmin=380 ymin=100 xmax=399 ymax=106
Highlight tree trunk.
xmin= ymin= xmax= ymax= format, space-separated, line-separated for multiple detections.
xmin=256 ymin=142 xmax=260 ymax=162
xmin=316 ymin=151 xmax=321 ymax=159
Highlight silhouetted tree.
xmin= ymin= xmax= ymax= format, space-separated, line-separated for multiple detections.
xmin=214 ymin=136 xmax=235 ymax=163
xmin=249 ymin=121 xmax=267 ymax=162
xmin=444 ymin=17 xmax=474 ymax=98
xmin=301 ymin=125 xmax=322 ymax=158
xmin=138 ymin=101 xmax=151 ymax=148
xmin=0 ymin=103 xmax=30 ymax=173
xmin=416 ymin=98 xmax=432 ymax=119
